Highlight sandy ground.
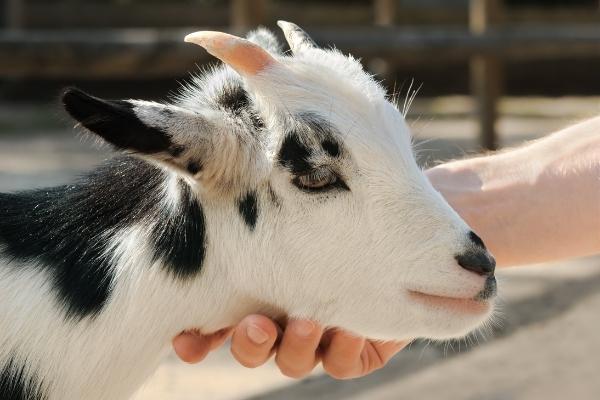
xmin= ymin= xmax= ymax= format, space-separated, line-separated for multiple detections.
xmin=0 ymin=96 xmax=598 ymax=400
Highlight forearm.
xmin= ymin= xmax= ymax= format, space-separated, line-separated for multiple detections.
xmin=427 ymin=116 xmax=600 ymax=267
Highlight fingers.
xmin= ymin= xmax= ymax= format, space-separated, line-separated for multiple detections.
xmin=230 ymin=315 xmax=280 ymax=368
xmin=208 ymin=328 xmax=234 ymax=351
xmin=322 ymin=332 xmax=409 ymax=379
xmin=172 ymin=330 xmax=213 ymax=364
xmin=275 ymin=320 xmax=323 ymax=378
xmin=321 ymin=330 xmax=366 ymax=379
xmin=368 ymin=340 xmax=409 ymax=366
xmin=358 ymin=340 xmax=408 ymax=376
xmin=172 ymin=328 xmax=233 ymax=364
xmin=174 ymin=315 xmax=409 ymax=382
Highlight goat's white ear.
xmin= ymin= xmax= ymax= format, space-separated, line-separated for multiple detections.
xmin=277 ymin=21 xmax=317 ymax=54
xmin=185 ymin=31 xmax=278 ymax=76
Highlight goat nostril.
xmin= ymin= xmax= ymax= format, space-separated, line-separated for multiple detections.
xmin=455 ymin=250 xmax=496 ymax=276
xmin=468 ymin=231 xmax=486 ymax=250
xmin=476 ymin=276 xmax=497 ymax=300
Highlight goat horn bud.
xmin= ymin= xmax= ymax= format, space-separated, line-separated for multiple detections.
xmin=185 ymin=31 xmax=277 ymax=76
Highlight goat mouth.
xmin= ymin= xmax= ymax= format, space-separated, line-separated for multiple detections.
xmin=407 ymin=291 xmax=491 ymax=314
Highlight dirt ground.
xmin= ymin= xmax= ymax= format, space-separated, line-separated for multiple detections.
xmin=1 ymin=96 xmax=598 ymax=400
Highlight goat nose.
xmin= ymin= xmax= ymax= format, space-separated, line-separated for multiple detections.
xmin=455 ymin=249 xmax=496 ymax=276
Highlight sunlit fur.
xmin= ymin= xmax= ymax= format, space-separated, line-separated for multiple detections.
xmin=0 ymin=26 xmax=495 ymax=399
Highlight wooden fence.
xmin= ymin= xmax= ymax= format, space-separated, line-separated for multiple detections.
xmin=2 ymin=0 xmax=600 ymax=149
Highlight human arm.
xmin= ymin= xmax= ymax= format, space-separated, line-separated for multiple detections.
xmin=427 ymin=116 xmax=600 ymax=267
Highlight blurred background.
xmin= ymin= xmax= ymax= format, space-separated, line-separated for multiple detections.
xmin=1 ymin=1 xmax=600 ymax=399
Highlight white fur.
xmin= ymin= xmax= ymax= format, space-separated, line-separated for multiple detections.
xmin=0 ymin=27 xmax=495 ymax=399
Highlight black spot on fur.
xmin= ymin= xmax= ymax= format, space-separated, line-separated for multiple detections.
xmin=278 ymin=133 xmax=313 ymax=174
xmin=238 ymin=191 xmax=258 ymax=230
xmin=0 ymin=358 xmax=47 ymax=400
xmin=321 ymin=139 xmax=340 ymax=158
xmin=186 ymin=160 xmax=202 ymax=175
xmin=217 ymin=85 xmax=250 ymax=114
xmin=267 ymin=183 xmax=281 ymax=207
xmin=217 ymin=84 xmax=264 ymax=130
xmin=0 ymin=193 xmax=115 ymax=320
xmin=150 ymin=180 xmax=206 ymax=278
xmin=299 ymin=114 xmax=342 ymax=157
xmin=169 ymin=145 xmax=186 ymax=158
xmin=0 ymin=157 xmax=206 ymax=319
xmin=62 ymin=87 xmax=173 ymax=154
xmin=301 ymin=113 xmax=333 ymax=135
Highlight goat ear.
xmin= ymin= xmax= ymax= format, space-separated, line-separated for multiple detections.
xmin=277 ymin=21 xmax=317 ymax=54
xmin=62 ymin=87 xmax=256 ymax=187
xmin=62 ymin=87 xmax=181 ymax=156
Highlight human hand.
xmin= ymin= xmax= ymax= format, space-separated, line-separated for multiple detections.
xmin=173 ymin=315 xmax=408 ymax=379
xmin=172 ymin=327 xmax=233 ymax=363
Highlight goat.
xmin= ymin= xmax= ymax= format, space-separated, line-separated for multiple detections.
xmin=0 ymin=22 xmax=497 ymax=400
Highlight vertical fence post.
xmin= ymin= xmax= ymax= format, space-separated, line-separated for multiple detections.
xmin=372 ymin=0 xmax=398 ymax=88
xmin=469 ymin=0 xmax=503 ymax=150
xmin=231 ymin=0 xmax=268 ymax=33
xmin=5 ymin=0 xmax=24 ymax=31
xmin=374 ymin=0 xmax=396 ymax=26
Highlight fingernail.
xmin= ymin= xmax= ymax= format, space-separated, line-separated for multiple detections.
xmin=292 ymin=320 xmax=315 ymax=337
xmin=246 ymin=324 xmax=269 ymax=345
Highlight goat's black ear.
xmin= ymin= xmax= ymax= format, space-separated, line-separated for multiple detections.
xmin=61 ymin=87 xmax=173 ymax=154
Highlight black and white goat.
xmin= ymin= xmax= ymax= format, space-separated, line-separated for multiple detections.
xmin=0 ymin=22 xmax=496 ymax=400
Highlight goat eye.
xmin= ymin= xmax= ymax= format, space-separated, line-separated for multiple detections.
xmin=293 ymin=168 xmax=345 ymax=192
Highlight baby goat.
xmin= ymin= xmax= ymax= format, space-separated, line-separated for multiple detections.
xmin=0 ymin=22 xmax=496 ymax=399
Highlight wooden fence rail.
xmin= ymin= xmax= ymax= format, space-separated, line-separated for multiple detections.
xmin=2 ymin=0 xmax=600 ymax=149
